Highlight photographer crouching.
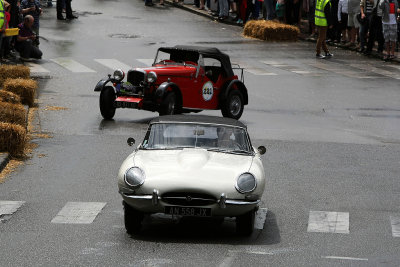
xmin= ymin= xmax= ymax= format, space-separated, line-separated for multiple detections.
xmin=20 ymin=0 xmax=41 ymax=47
xmin=15 ymin=15 xmax=42 ymax=61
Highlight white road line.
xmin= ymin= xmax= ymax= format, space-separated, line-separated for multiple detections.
xmin=94 ymin=59 xmax=132 ymax=73
xmin=254 ymin=208 xmax=268 ymax=230
xmin=136 ymin=58 xmax=154 ymax=66
xmin=307 ymin=211 xmax=349 ymax=234
xmin=51 ymin=58 xmax=96 ymax=73
xmin=245 ymin=68 xmax=277 ymax=76
xmin=390 ymin=215 xmax=400 ymax=237
xmin=51 ymin=202 xmax=106 ymax=224
xmin=0 ymin=201 xmax=25 ymax=222
xmin=323 ymin=256 xmax=368 ymax=261
xmin=27 ymin=63 xmax=50 ymax=73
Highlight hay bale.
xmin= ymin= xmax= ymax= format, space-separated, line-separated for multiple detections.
xmin=0 ymin=90 xmax=21 ymax=104
xmin=0 ymin=122 xmax=27 ymax=156
xmin=243 ymin=20 xmax=300 ymax=41
xmin=3 ymin=78 xmax=37 ymax=107
xmin=0 ymin=102 xmax=26 ymax=126
xmin=0 ymin=65 xmax=30 ymax=87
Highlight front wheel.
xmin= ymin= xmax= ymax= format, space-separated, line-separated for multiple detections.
xmin=99 ymin=86 xmax=116 ymax=120
xmin=236 ymin=209 xmax=255 ymax=236
xmin=159 ymin=91 xmax=179 ymax=116
xmin=123 ymin=201 xmax=144 ymax=235
xmin=221 ymin=90 xmax=244 ymax=120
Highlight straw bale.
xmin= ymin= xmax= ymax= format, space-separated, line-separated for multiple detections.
xmin=0 ymin=65 xmax=30 ymax=87
xmin=243 ymin=20 xmax=299 ymax=41
xmin=0 ymin=122 xmax=27 ymax=156
xmin=0 ymin=90 xmax=21 ymax=104
xmin=0 ymin=102 xmax=26 ymax=126
xmin=3 ymin=78 xmax=37 ymax=107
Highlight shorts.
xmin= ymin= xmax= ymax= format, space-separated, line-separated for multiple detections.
xmin=347 ymin=12 xmax=360 ymax=28
xmin=382 ymin=23 xmax=398 ymax=42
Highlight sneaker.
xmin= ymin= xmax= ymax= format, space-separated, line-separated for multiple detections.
xmin=316 ymin=54 xmax=326 ymax=59
xmin=325 ymin=52 xmax=333 ymax=57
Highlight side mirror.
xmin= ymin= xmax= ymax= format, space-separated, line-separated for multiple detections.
xmin=257 ymin=146 xmax=266 ymax=155
xmin=127 ymin=137 xmax=135 ymax=146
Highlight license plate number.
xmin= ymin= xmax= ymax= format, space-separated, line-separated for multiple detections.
xmin=165 ymin=206 xmax=211 ymax=217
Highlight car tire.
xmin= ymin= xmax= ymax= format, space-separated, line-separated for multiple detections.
xmin=236 ymin=209 xmax=255 ymax=236
xmin=221 ymin=90 xmax=244 ymax=120
xmin=123 ymin=201 xmax=144 ymax=235
xmin=100 ymin=86 xmax=116 ymax=120
xmin=159 ymin=91 xmax=178 ymax=116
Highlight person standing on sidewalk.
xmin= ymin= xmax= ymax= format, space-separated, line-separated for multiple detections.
xmin=359 ymin=0 xmax=374 ymax=52
xmin=364 ymin=0 xmax=384 ymax=54
xmin=315 ymin=0 xmax=334 ymax=58
xmin=57 ymin=0 xmax=77 ymax=19
xmin=379 ymin=0 xmax=399 ymax=60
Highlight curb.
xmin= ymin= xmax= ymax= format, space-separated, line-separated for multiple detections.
xmin=0 ymin=152 xmax=10 ymax=173
xmin=165 ymin=2 xmax=400 ymax=63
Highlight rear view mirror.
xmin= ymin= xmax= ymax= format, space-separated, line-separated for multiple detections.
xmin=127 ymin=137 xmax=135 ymax=146
xmin=257 ymin=146 xmax=266 ymax=155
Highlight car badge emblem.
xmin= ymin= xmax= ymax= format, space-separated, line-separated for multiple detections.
xmin=186 ymin=196 xmax=192 ymax=202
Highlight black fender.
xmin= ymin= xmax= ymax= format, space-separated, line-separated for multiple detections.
xmin=94 ymin=77 xmax=112 ymax=92
xmin=219 ymin=80 xmax=248 ymax=105
xmin=155 ymin=82 xmax=182 ymax=105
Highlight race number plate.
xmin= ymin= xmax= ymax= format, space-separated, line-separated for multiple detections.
xmin=165 ymin=206 xmax=211 ymax=217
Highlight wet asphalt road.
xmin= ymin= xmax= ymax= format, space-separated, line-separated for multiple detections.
xmin=0 ymin=0 xmax=400 ymax=266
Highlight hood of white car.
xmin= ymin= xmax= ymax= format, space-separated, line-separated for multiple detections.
xmin=131 ymin=148 xmax=254 ymax=196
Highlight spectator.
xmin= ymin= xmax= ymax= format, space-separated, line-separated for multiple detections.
xmin=252 ymin=0 xmax=263 ymax=19
xmin=365 ymin=0 xmax=384 ymax=54
xmin=347 ymin=0 xmax=361 ymax=47
xmin=359 ymin=0 xmax=374 ymax=52
xmin=0 ymin=0 xmax=10 ymax=61
xmin=276 ymin=0 xmax=286 ymax=22
xmin=20 ymin=0 xmax=41 ymax=46
xmin=308 ymin=0 xmax=316 ymax=36
xmin=15 ymin=14 xmax=42 ymax=60
xmin=218 ymin=0 xmax=229 ymax=20
xmin=47 ymin=0 xmax=52 ymax=7
xmin=265 ymin=0 xmax=276 ymax=20
xmin=328 ymin=0 xmax=340 ymax=42
xmin=57 ymin=0 xmax=77 ymax=19
xmin=315 ymin=0 xmax=334 ymax=58
xmin=338 ymin=0 xmax=349 ymax=42
xmin=379 ymin=0 xmax=399 ymax=60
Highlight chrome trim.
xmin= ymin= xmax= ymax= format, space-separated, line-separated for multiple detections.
xmin=219 ymin=193 xmax=226 ymax=209
xmin=235 ymin=172 xmax=257 ymax=194
xmin=152 ymin=189 xmax=159 ymax=206
xmin=121 ymin=194 xmax=153 ymax=200
xmin=124 ymin=167 xmax=146 ymax=188
xmin=225 ymin=199 xmax=260 ymax=205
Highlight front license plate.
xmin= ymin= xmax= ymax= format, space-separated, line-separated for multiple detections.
xmin=165 ymin=206 xmax=211 ymax=217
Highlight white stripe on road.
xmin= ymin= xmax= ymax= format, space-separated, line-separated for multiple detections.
xmin=27 ymin=63 xmax=50 ymax=73
xmin=0 ymin=201 xmax=25 ymax=222
xmin=94 ymin=59 xmax=132 ymax=73
xmin=254 ymin=208 xmax=268 ymax=230
xmin=390 ymin=215 xmax=400 ymax=237
xmin=323 ymin=256 xmax=368 ymax=261
xmin=51 ymin=202 xmax=106 ymax=224
xmin=245 ymin=68 xmax=277 ymax=76
xmin=136 ymin=59 xmax=154 ymax=66
xmin=307 ymin=211 xmax=349 ymax=234
xmin=51 ymin=58 xmax=96 ymax=73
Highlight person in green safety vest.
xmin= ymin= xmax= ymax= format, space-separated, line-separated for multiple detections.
xmin=315 ymin=0 xmax=334 ymax=58
xmin=0 ymin=0 xmax=10 ymax=60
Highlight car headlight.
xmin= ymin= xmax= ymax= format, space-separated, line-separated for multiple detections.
xmin=124 ymin=167 xmax=145 ymax=188
xmin=113 ymin=69 xmax=125 ymax=82
xmin=146 ymin=71 xmax=157 ymax=83
xmin=235 ymin=173 xmax=256 ymax=193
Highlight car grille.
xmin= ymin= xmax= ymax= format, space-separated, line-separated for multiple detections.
xmin=161 ymin=192 xmax=217 ymax=206
xmin=127 ymin=70 xmax=145 ymax=86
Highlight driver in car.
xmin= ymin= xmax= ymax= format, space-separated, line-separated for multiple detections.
xmin=217 ymin=127 xmax=236 ymax=149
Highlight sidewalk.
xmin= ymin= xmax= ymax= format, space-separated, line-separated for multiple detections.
xmin=164 ymin=1 xmax=400 ymax=63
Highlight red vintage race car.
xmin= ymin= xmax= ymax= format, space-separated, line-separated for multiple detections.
xmin=94 ymin=45 xmax=248 ymax=120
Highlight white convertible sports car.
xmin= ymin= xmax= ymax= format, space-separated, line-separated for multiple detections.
xmin=118 ymin=115 xmax=266 ymax=235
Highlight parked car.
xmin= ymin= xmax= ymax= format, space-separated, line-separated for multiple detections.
xmin=94 ymin=46 xmax=248 ymax=120
xmin=118 ymin=115 xmax=266 ymax=235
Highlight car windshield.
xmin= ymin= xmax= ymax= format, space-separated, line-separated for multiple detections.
xmin=141 ymin=123 xmax=253 ymax=154
xmin=154 ymin=51 xmax=199 ymax=67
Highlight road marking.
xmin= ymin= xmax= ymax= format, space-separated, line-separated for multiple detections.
xmin=27 ymin=63 xmax=50 ymax=73
xmin=390 ymin=215 xmax=400 ymax=237
xmin=94 ymin=59 xmax=132 ymax=73
xmin=136 ymin=58 xmax=154 ymax=66
xmin=307 ymin=211 xmax=349 ymax=234
xmin=51 ymin=202 xmax=106 ymax=224
xmin=245 ymin=68 xmax=277 ymax=76
xmin=51 ymin=58 xmax=96 ymax=73
xmin=254 ymin=208 xmax=268 ymax=229
xmin=323 ymin=256 xmax=368 ymax=261
xmin=0 ymin=201 xmax=25 ymax=222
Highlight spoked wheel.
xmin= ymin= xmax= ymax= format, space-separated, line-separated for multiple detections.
xmin=159 ymin=91 xmax=179 ymax=116
xmin=99 ymin=86 xmax=116 ymax=120
xmin=236 ymin=209 xmax=255 ymax=236
xmin=123 ymin=201 xmax=144 ymax=235
xmin=221 ymin=90 xmax=244 ymax=120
